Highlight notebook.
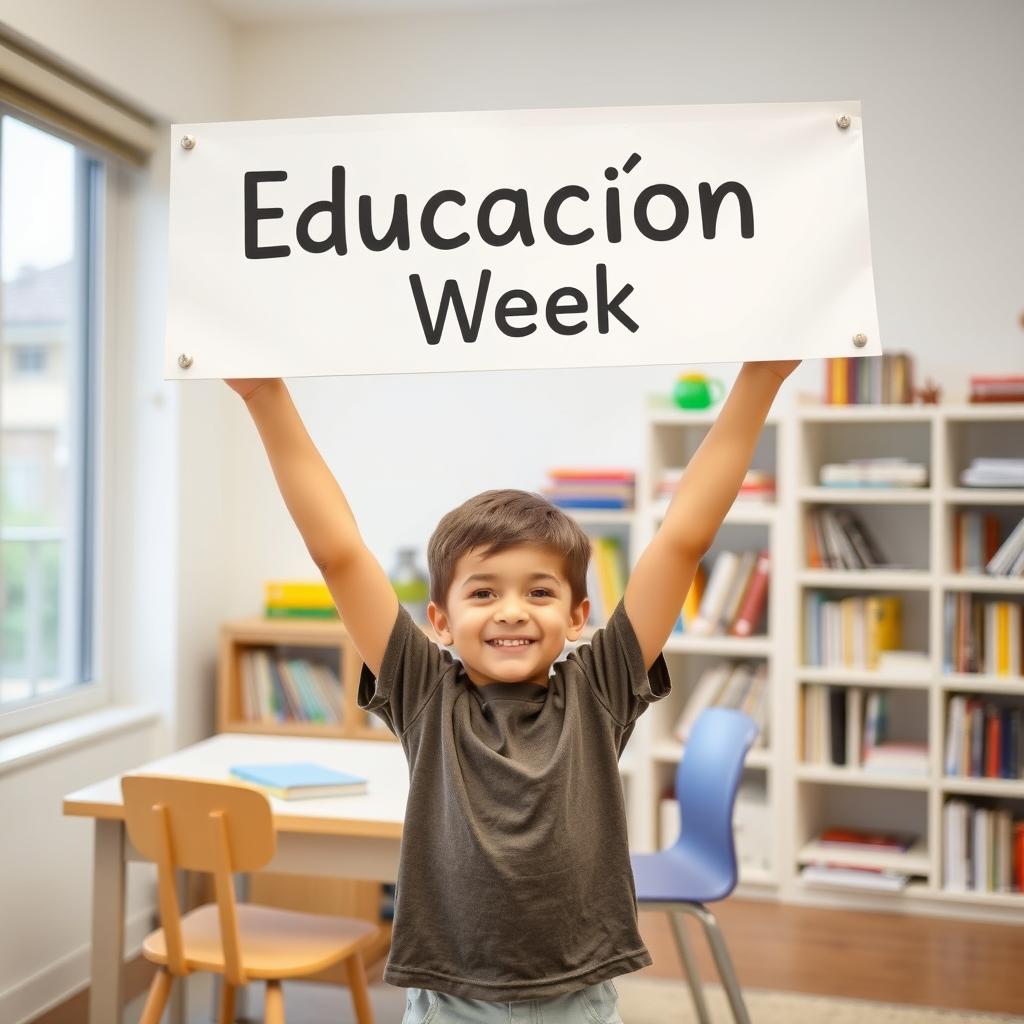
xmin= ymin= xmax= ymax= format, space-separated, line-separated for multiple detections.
xmin=229 ymin=762 xmax=369 ymax=800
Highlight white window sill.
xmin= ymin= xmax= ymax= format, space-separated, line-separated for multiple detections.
xmin=0 ymin=705 xmax=162 ymax=776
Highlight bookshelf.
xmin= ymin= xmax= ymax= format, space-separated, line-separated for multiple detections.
xmin=607 ymin=399 xmax=1024 ymax=924
xmin=217 ymin=615 xmax=441 ymax=739
xmin=784 ymin=402 xmax=1024 ymax=921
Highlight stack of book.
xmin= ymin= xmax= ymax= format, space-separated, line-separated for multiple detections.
xmin=943 ymin=800 xmax=1024 ymax=892
xmin=672 ymin=660 xmax=770 ymax=748
xmin=685 ymin=549 xmax=770 ymax=637
xmin=803 ymin=593 xmax=904 ymax=669
xmin=585 ymin=535 xmax=628 ymax=627
xmin=806 ymin=508 xmax=889 ymax=570
xmin=943 ymin=593 xmax=1022 ymax=675
xmin=944 ymin=696 xmax=1024 ymax=779
xmin=239 ymin=649 xmax=344 ymax=725
xmin=823 ymin=353 xmax=915 ymax=404
xmin=658 ymin=467 xmax=775 ymax=503
xmin=265 ymin=580 xmax=338 ymax=619
xmin=801 ymin=826 xmax=917 ymax=891
xmin=959 ymin=458 xmax=1024 ymax=488
xmin=968 ymin=374 xmax=1024 ymax=404
xmin=543 ymin=468 xmax=635 ymax=509
xmin=802 ymin=685 xmax=928 ymax=775
xmin=819 ymin=457 xmax=928 ymax=488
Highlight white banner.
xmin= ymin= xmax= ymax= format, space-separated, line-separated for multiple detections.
xmin=164 ymin=100 xmax=880 ymax=380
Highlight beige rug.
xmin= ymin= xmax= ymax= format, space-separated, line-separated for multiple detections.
xmin=124 ymin=972 xmax=1024 ymax=1023
xmin=614 ymin=977 xmax=1024 ymax=1024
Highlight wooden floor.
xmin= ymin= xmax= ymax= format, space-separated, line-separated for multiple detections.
xmin=34 ymin=897 xmax=1024 ymax=1022
xmin=634 ymin=899 xmax=1024 ymax=1017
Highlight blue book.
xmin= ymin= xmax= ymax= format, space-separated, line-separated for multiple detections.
xmin=229 ymin=762 xmax=368 ymax=800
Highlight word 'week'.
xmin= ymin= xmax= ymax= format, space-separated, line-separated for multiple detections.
xmin=242 ymin=155 xmax=755 ymax=342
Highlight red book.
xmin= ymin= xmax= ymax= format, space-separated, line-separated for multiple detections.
xmin=985 ymin=516 xmax=1001 ymax=563
xmin=985 ymin=708 xmax=1001 ymax=778
xmin=817 ymin=827 xmax=915 ymax=852
xmin=729 ymin=549 xmax=770 ymax=637
xmin=1015 ymin=823 xmax=1024 ymax=892
xmin=548 ymin=468 xmax=635 ymax=482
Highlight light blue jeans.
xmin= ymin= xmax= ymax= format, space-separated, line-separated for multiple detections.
xmin=401 ymin=979 xmax=624 ymax=1023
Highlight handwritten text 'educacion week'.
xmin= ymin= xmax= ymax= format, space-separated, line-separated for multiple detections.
xmin=243 ymin=154 xmax=755 ymax=343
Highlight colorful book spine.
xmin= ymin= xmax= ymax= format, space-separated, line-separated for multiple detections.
xmin=264 ymin=579 xmax=339 ymax=619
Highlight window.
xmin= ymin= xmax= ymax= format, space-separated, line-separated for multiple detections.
xmin=1 ymin=112 xmax=101 ymax=722
xmin=13 ymin=343 xmax=48 ymax=375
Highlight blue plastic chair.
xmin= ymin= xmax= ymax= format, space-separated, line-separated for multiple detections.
xmin=630 ymin=706 xmax=759 ymax=1024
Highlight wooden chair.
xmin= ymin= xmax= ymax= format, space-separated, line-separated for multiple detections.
xmin=121 ymin=774 xmax=381 ymax=1024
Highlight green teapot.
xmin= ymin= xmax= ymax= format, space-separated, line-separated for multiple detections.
xmin=673 ymin=373 xmax=725 ymax=410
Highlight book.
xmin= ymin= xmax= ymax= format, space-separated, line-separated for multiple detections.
xmin=730 ymin=549 xmax=770 ymax=637
xmin=817 ymin=826 xmax=916 ymax=853
xmin=801 ymin=864 xmax=911 ymax=892
xmin=229 ymin=762 xmax=369 ymax=800
xmin=690 ymin=551 xmax=740 ymax=635
xmin=265 ymin=580 xmax=335 ymax=607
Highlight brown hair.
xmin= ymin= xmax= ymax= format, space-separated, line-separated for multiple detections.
xmin=428 ymin=488 xmax=592 ymax=613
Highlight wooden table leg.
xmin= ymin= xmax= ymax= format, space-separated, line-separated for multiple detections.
xmin=89 ymin=819 xmax=126 ymax=1024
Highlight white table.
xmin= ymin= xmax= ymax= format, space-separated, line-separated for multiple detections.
xmin=63 ymin=732 xmax=408 ymax=1024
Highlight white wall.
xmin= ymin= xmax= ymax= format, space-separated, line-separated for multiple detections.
xmin=0 ymin=2 xmax=237 ymax=1019
xmin=224 ymin=0 xmax=1024 ymax=613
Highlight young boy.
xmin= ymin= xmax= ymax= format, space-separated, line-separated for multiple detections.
xmin=227 ymin=358 xmax=798 ymax=1023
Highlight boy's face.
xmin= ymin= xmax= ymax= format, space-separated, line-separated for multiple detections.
xmin=427 ymin=543 xmax=590 ymax=689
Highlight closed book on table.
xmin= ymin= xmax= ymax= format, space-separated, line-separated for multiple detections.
xmin=230 ymin=762 xmax=369 ymax=799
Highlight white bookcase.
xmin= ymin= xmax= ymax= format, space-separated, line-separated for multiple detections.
xmin=574 ymin=398 xmax=1024 ymax=926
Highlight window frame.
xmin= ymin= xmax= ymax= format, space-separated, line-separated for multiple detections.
xmin=0 ymin=102 xmax=115 ymax=738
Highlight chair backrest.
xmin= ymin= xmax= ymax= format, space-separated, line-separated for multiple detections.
xmin=121 ymin=774 xmax=277 ymax=986
xmin=670 ymin=707 xmax=759 ymax=873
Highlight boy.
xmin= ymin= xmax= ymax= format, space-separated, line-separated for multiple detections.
xmin=227 ymin=358 xmax=798 ymax=1022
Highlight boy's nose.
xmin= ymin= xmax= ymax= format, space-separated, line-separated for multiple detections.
xmin=495 ymin=601 xmax=528 ymax=621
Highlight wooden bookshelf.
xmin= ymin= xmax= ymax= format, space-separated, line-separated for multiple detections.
xmin=217 ymin=614 xmax=440 ymax=740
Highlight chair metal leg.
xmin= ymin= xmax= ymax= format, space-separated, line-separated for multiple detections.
xmin=676 ymin=903 xmax=751 ymax=1024
xmin=667 ymin=911 xmax=712 ymax=1024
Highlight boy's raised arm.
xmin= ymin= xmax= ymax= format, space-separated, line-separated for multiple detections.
xmin=228 ymin=378 xmax=398 ymax=677
xmin=623 ymin=360 xmax=799 ymax=671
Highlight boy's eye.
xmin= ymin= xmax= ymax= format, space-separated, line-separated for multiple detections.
xmin=469 ymin=589 xmax=553 ymax=599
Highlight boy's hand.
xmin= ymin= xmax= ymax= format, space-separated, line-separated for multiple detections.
xmin=745 ymin=358 xmax=801 ymax=382
xmin=225 ymin=378 xmax=276 ymax=400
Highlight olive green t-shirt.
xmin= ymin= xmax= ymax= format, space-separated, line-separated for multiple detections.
xmin=356 ymin=596 xmax=672 ymax=1001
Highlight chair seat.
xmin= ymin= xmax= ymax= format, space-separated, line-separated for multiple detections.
xmin=142 ymin=902 xmax=380 ymax=979
xmin=631 ymin=844 xmax=736 ymax=904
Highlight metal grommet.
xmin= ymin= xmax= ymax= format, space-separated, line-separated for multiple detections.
xmin=178 ymin=353 xmax=194 ymax=369
xmin=852 ymin=333 xmax=868 ymax=348
xmin=836 ymin=114 xmax=851 ymax=130
xmin=180 ymin=134 xmax=196 ymax=150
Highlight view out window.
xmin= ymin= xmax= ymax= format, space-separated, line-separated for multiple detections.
xmin=1 ymin=112 xmax=101 ymax=713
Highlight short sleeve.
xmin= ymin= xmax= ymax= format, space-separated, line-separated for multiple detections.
xmin=569 ymin=597 xmax=672 ymax=726
xmin=356 ymin=603 xmax=453 ymax=738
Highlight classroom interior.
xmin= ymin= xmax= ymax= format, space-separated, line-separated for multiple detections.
xmin=1 ymin=1 xmax=1023 ymax=1022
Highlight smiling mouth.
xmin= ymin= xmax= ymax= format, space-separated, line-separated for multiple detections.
xmin=486 ymin=640 xmax=536 ymax=650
